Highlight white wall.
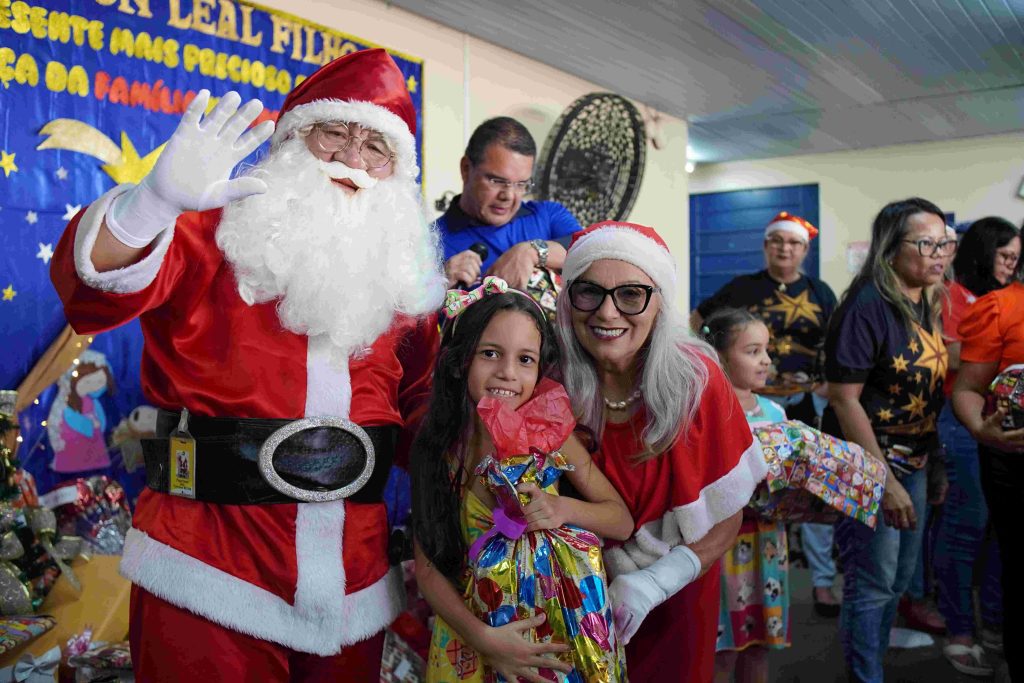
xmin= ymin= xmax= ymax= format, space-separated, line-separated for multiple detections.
xmin=254 ymin=0 xmax=692 ymax=309
xmin=690 ymin=132 xmax=1024 ymax=296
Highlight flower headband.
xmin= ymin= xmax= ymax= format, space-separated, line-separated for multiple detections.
xmin=442 ymin=276 xmax=544 ymax=324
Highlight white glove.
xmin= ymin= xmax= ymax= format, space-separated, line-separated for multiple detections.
xmin=608 ymin=544 xmax=701 ymax=645
xmin=106 ymin=90 xmax=276 ymax=248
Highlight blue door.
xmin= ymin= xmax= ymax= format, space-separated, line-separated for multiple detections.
xmin=689 ymin=184 xmax=820 ymax=311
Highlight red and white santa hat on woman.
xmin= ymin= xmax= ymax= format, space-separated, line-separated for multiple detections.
xmin=272 ymin=48 xmax=418 ymax=178
xmin=563 ymin=221 xmax=677 ymax=300
xmin=764 ymin=211 xmax=818 ymax=242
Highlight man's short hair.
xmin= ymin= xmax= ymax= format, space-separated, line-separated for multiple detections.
xmin=465 ymin=117 xmax=537 ymax=165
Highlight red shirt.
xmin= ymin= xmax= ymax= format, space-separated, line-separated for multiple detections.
xmin=941 ymin=280 xmax=978 ymax=396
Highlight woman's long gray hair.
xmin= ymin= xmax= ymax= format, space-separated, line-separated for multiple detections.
xmin=555 ymin=284 xmax=714 ymax=460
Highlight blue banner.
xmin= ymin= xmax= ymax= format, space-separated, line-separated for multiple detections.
xmin=0 ymin=0 xmax=424 ymax=497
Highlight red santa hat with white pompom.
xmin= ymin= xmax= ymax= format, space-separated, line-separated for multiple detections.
xmin=563 ymin=221 xmax=678 ymax=300
xmin=271 ymin=48 xmax=418 ymax=178
xmin=764 ymin=211 xmax=818 ymax=243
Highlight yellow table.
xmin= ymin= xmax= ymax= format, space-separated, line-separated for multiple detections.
xmin=0 ymin=555 xmax=131 ymax=669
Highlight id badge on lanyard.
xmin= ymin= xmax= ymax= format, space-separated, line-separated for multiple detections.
xmin=168 ymin=408 xmax=197 ymax=499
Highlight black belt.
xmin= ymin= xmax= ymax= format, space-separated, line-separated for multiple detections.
xmin=143 ymin=410 xmax=397 ymax=505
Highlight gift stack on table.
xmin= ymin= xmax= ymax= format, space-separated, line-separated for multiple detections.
xmin=750 ymin=420 xmax=887 ymax=529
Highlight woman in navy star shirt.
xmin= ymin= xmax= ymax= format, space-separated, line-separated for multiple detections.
xmin=823 ymin=197 xmax=953 ymax=683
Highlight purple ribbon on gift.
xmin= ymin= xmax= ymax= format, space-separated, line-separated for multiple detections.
xmin=469 ymin=505 xmax=528 ymax=559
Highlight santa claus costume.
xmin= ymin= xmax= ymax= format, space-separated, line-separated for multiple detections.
xmin=558 ymin=222 xmax=769 ymax=682
xmin=51 ymin=49 xmax=445 ymax=681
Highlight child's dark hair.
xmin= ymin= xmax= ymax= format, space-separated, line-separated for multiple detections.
xmin=411 ymin=292 xmax=560 ymax=579
xmin=697 ymin=307 xmax=762 ymax=354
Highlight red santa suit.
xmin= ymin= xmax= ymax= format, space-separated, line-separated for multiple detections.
xmin=595 ymin=359 xmax=764 ymax=683
xmin=49 ymin=49 xmax=438 ymax=679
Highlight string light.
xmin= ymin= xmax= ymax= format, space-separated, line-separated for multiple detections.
xmin=40 ymin=420 xmax=47 ymax=427
xmin=71 ymin=371 xmax=79 ymax=378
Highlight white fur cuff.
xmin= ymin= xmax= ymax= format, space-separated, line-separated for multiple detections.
xmin=673 ymin=439 xmax=769 ymax=544
xmin=72 ymin=185 xmax=175 ymax=294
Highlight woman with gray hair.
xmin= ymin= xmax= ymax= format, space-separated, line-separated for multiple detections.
xmin=556 ymin=221 xmax=768 ymax=682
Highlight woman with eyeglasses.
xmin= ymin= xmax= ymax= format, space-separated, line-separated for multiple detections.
xmin=952 ymin=219 xmax=1024 ymax=682
xmin=691 ymin=212 xmax=843 ymax=619
xmin=556 ymin=221 xmax=768 ymax=682
xmin=931 ymin=218 xmax=1018 ymax=677
xmin=822 ymin=198 xmax=951 ymax=683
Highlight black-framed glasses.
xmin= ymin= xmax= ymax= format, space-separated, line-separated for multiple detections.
xmin=483 ymin=174 xmax=534 ymax=194
xmin=310 ymin=123 xmax=395 ymax=169
xmin=996 ymin=249 xmax=1020 ymax=266
xmin=568 ymin=281 xmax=659 ymax=316
xmin=902 ymin=238 xmax=957 ymax=257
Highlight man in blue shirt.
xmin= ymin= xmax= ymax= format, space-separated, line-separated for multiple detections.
xmin=436 ymin=117 xmax=582 ymax=288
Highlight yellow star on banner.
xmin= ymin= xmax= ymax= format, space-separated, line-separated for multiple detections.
xmin=901 ymin=391 xmax=929 ymax=421
xmin=406 ymin=75 xmax=418 ymax=93
xmin=0 ymin=150 xmax=17 ymax=178
xmin=888 ymin=383 xmax=902 ymax=395
xmin=877 ymin=408 xmax=894 ymax=422
xmin=908 ymin=339 xmax=920 ymax=354
xmin=891 ymin=354 xmax=910 ymax=373
xmin=914 ymin=371 xmax=924 ymax=384
xmin=2 ymin=284 xmax=15 ymax=301
xmin=102 ymin=133 xmax=165 ymax=185
xmin=912 ymin=323 xmax=948 ymax=393
xmin=762 ymin=289 xmax=822 ymax=328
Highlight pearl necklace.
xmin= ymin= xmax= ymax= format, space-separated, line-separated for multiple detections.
xmin=604 ymin=389 xmax=642 ymax=411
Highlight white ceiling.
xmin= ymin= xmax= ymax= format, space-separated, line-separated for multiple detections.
xmin=390 ymin=0 xmax=1024 ymax=162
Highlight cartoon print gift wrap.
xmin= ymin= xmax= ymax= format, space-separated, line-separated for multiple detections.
xmin=749 ymin=420 xmax=887 ymax=529
xmin=983 ymin=364 xmax=1024 ymax=429
xmin=469 ymin=379 xmax=626 ymax=683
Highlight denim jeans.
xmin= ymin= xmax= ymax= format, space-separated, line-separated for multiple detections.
xmin=801 ymin=523 xmax=836 ymax=587
xmin=837 ymin=466 xmax=927 ymax=683
xmin=934 ymin=404 xmax=1003 ymax=636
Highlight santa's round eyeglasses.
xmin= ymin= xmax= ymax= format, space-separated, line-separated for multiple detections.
xmin=310 ymin=123 xmax=395 ymax=170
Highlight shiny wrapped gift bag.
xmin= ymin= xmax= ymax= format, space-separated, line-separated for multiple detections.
xmin=983 ymin=364 xmax=1024 ymax=429
xmin=749 ymin=420 xmax=886 ymax=529
xmin=468 ymin=379 xmax=625 ymax=683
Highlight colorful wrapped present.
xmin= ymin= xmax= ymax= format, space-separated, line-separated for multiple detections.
xmin=467 ymin=379 xmax=625 ymax=683
xmin=38 ymin=477 xmax=132 ymax=555
xmin=749 ymin=420 xmax=886 ymax=529
xmin=983 ymin=364 xmax=1024 ymax=429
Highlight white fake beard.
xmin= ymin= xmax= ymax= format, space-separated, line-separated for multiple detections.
xmin=216 ymin=136 xmax=446 ymax=358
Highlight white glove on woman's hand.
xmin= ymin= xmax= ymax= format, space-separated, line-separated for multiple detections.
xmin=106 ymin=90 xmax=276 ymax=248
xmin=609 ymin=544 xmax=701 ymax=645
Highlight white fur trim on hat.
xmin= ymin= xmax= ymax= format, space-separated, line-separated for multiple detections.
xmin=765 ymin=219 xmax=809 ymax=243
xmin=272 ymin=99 xmax=418 ymax=179
xmin=563 ymin=226 xmax=677 ymax=298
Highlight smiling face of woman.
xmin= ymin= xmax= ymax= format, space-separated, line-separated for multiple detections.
xmin=994 ymin=235 xmax=1021 ymax=285
xmin=570 ymin=259 xmax=660 ymax=376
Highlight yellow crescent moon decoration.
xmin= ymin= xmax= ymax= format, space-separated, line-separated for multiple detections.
xmin=36 ymin=119 xmax=166 ymax=185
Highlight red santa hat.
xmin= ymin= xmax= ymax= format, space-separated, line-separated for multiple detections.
xmin=563 ymin=221 xmax=677 ymax=300
xmin=764 ymin=211 xmax=818 ymax=242
xmin=272 ymin=48 xmax=418 ymax=178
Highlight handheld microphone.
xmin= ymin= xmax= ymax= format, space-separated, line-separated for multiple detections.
xmin=469 ymin=242 xmax=489 ymax=263
xmin=455 ymin=242 xmax=489 ymax=289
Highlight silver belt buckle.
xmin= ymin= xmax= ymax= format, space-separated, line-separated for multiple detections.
xmin=257 ymin=417 xmax=375 ymax=503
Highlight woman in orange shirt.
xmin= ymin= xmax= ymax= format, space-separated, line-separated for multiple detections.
xmin=953 ymin=272 xmax=1024 ymax=682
